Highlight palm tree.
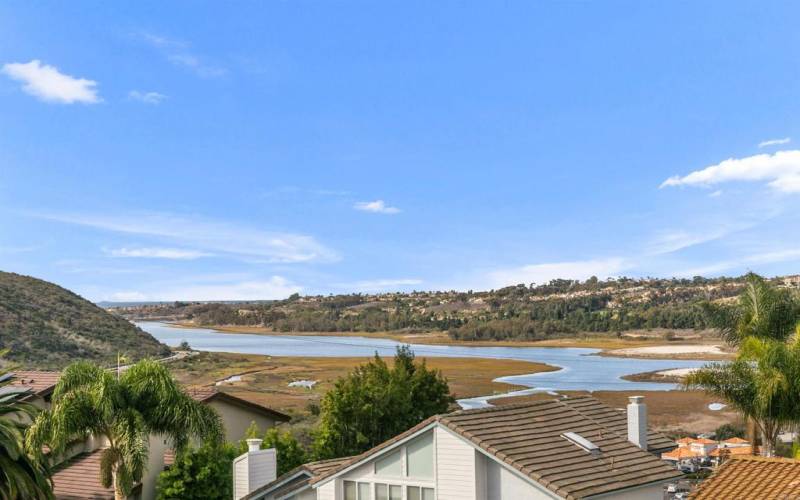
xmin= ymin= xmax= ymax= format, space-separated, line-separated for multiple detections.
xmin=0 ymin=353 xmax=53 ymax=499
xmin=703 ymin=273 xmax=800 ymax=346
xmin=686 ymin=336 xmax=800 ymax=456
xmin=687 ymin=274 xmax=800 ymax=456
xmin=25 ymin=360 xmax=222 ymax=500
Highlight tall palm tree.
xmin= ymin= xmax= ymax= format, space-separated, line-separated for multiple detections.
xmin=0 ymin=353 xmax=53 ymax=500
xmin=25 ymin=360 xmax=222 ymax=500
xmin=703 ymin=273 xmax=800 ymax=346
xmin=685 ymin=336 xmax=800 ymax=456
xmin=688 ymin=274 xmax=800 ymax=456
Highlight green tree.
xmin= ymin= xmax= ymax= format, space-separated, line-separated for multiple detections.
xmin=714 ymin=423 xmax=745 ymax=441
xmin=25 ymin=360 xmax=223 ymax=500
xmin=686 ymin=337 xmax=800 ymax=456
xmin=702 ymin=273 xmax=800 ymax=346
xmin=0 ymin=353 xmax=53 ymax=500
xmin=314 ymin=346 xmax=453 ymax=459
xmin=236 ymin=422 xmax=308 ymax=476
xmin=156 ymin=442 xmax=237 ymax=500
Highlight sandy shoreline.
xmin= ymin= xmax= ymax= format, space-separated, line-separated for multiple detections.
xmin=160 ymin=321 xmax=726 ymax=357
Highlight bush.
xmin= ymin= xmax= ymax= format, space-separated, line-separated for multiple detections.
xmin=156 ymin=442 xmax=238 ymax=500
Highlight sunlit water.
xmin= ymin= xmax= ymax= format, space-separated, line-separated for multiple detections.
xmin=138 ymin=321 xmax=709 ymax=408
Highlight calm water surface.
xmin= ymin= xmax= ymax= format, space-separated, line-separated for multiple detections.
xmin=138 ymin=321 xmax=709 ymax=408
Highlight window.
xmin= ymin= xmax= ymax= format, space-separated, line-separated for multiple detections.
xmin=344 ymin=481 xmax=357 ymax=500
xmin=344 ymin=481 xmax=371 ymax=500
xmin=375 ymin=483 xmax=402 ymax=500
xmin=358 ymin=482 xmax=371 ymax=500
xmin=407 ymin=486 xmax=435 ymax=500
xmin=374 ymin=449 xmax=402 ymax=477
xmin=406 ymin=432 xmax=434 ymax=479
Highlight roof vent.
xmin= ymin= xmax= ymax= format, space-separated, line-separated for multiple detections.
xmin=562 ymin=432 xmax=600 ymax=455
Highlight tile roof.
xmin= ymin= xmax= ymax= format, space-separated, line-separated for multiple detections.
xmin=690 ymin=456 xmax=800 ymax=499
xmin=52 ymin=449 xmax=115 ymax=499
xmin=662 ymin=447 xmax=704 ymax=461
xmin=9 ymin=371 xmax=60 ymax=397
xmin=243 ymin=456 xmax=352 ymax=500
xmin=722 ymin=437 xmax=749 ymax=444
xmin=708 ymin=446 xmax=753 ymax=458
xmin=312 ymin=396 xmax=681 ymax=499
xmin=189 ymin=386 xmax=291 ymax=421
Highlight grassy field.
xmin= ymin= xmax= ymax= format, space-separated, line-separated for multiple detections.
xmin=491 ymin=390 xmax=740 ymax=435
xmin=168 ymin=351 xmax=557 ymax=416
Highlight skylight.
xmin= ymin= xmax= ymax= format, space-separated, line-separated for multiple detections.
xmin=562 ymin=432 xmax=600 ymax=455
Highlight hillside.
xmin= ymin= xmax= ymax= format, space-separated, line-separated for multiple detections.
xmin=0 ymin=271 xmax=170 ymax=369
xmin=109 ymin=274 xmax=800 ymax=342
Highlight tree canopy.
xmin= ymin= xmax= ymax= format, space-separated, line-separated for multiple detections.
xmin=313 ymin=346 xmax=453 ymax=459
xmin=25 ymin=360 xmax=223 ymax=499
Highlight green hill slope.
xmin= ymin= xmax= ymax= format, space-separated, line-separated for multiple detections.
xmin=0 ymin=271 xmax=170 ymax=369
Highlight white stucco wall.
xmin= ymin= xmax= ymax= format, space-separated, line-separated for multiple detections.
xmin=587 ymin=482 xmax=668 ymax=500
xmin=208 ymin=399 xmax=278 ymax=442
xmin=484 ymin=458 xmax=553 ymax=500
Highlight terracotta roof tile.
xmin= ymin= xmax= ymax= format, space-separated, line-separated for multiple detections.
xmin=52 ymin=449 xmax=115 ymax=499
xmin=708 ymin=446 xmax=754 ymax=458
xmin=10 ymin=371 xmax=60 ymax=397
xmin=691 ymin=456 xmax=800 ymax=499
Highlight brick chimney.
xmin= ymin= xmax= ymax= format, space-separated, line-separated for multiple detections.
xmin=627 ymin=396 xmax=648 ymax=450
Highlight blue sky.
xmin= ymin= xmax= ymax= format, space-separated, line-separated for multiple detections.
xmin=3 ymin=2 xmax=800 ymax=302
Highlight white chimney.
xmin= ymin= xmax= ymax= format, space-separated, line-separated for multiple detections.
xmin=233 ymin=439 xmax=277 ymax=500
xmin=627 ymin=396 xmax=648 ymax=450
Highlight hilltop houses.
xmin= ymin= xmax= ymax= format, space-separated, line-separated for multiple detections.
xmin=10 ymin=370 xmax=290 ymax=500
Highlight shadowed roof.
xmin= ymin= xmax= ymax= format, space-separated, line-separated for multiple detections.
xmin=10 ymin=370 xmax=60 ymax=397
xmin=185 ymin=386 xmax=290 ymax=422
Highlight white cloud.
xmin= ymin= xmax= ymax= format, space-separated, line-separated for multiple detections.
xmin=34 ymin=211 xmax=339 ymax=263
xmin=646 ymin=222 xmax=754 ymax=256
xmin=2 ymin=60 xmax=100 ymax=104
xmin=759 ymin=137 xmax=791 ymax=148
xmin=335 ymin=278 xmax=423 ymax=292
xmin=709 ymin=190 xmax=723 ymax=198
xmin=128 ymin=90 xmax=167 ymax=104
xmin=485 ymin=257 xmax=630 ymax=288
xmin=140 ymin=32 xmax=226 ymax=78
xmin=107 ymin=247 xmax=211 ymax=259
xmin=107 ymin=276 xmax=301 ymax=302
xmin=354 ymin=200 xmax=401 ymax=214
xmin=660 ymin=150 xmax=800 ymax=193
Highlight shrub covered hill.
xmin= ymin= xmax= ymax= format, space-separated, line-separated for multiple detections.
xmin=0 ymin=271 xmax=170 ymax=369
xmin=111 ymin=274 xmax=800 ymax=342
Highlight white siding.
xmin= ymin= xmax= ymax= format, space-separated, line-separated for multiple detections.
xmin=485 ymin=460 xmax=552 ymax=500
xmin=234 ymin=455 xmax=251 ymax=500
xmin=316 ymin=481 xmax=336 ymax=500
xmin=249 ymin=449 xmax=278 ymax=494
xmin=435 ymin=427 xmax=475 ymax=500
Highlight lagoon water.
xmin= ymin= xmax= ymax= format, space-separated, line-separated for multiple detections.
xmin=138 ymin=321 xmax=709 ymax=408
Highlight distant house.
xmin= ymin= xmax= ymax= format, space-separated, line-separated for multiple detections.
xmin=690 ymin=455 xmax=800 ymax=498
xmin=662 ymin=436 xmax=753 ymax=466
xmin=9 ymin=371 xmax=290 ymax=500
xmin=236 ymin=396 xmax=681 ymax=500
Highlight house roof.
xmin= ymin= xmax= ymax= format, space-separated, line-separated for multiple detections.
xmin=662 ymin=447 xmax=704 ymax=461
xmin=312 ymin=396 xmax=681 ymax=499
xmin=9 ymin=370 xmax=60 ymax=397
xmin=51 ymin=448 xmax=141 ymax=499
xmin=243 ymin=457 xmax=352 ymax=500
xmin=185 ymin=386 xmax=291 ymax=422
xmin=722 ymin=437 xmax=749 ymax=444
xmin=708 ymin=446 xmax=753 ymax=458
xmin=690 ymin=456 xmax=800 ymax=499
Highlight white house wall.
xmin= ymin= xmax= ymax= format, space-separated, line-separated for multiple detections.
xmin=435 ymin=426 xmax=476 ymax=500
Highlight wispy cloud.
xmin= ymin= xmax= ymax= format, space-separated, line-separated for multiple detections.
xmin=485 ymin=257 xmax=630 ymax=288
xmin=759 ymin=137 xmax=791 ymax=148
xmin=139 ymin=32 xmax=226 ymax=78
xmin=106 ymin=276 xmax=301 ymax=302
xmin=673 ymin=248 xmax=800 ymax=278
xmin=33 ymin=211 xmax=338 ymax=263
xmin=334 ymin=278 xmax=422 ymax=292
xmin=2 ymin=60 xmax=100 ymax=104
xmin=107 ymin=247 xmax=211 ymax=259
xmin=660 ymin=150 xmax=800 ymax=193
xmin=646 ymin=222 xmax=754 ymax=256
xmin=128 ymin=90 xmax=167 ymax=104
xmin=354 ymin=200 xmax=401 ymax=214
